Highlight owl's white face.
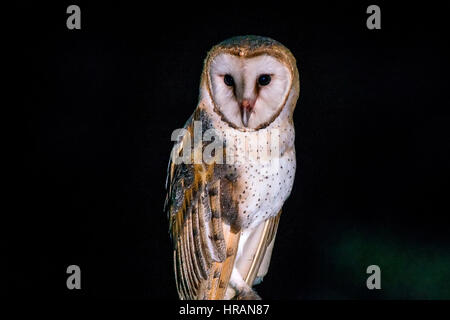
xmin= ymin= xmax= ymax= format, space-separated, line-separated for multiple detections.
xmin=209 ymin=53 xmax=292 ymax=129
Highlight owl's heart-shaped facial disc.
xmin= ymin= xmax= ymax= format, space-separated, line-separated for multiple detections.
xmin=209 ymin=53 xmax=292 ymax=129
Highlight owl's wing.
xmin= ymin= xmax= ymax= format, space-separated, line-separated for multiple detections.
xmin=243 ymin=211 xmax=281 ymax=287
xmin=165 ymin=108 xmax=240 ymax=300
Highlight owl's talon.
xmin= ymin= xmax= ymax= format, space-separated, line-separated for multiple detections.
xmin=235 ymin=289 xmax=262 ymax=300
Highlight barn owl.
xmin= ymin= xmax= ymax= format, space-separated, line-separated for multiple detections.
xmin=165 ymin=36 xmax=299 ymax=300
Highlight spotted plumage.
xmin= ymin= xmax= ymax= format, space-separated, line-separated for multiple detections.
xmin=165 ymin=36 xmax=300 ymax=299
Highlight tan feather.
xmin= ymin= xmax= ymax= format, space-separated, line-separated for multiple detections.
xmin=214 ymin=227 xmax=240 ymax=299
xmin=244 ymin=211 xmax=281 ymax=286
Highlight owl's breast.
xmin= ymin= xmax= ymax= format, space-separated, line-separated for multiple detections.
xmin=234 ymin=148 xmax=296 ymax=229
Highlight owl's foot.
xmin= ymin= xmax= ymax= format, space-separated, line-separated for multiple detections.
xmin=235 ymin=288 xmax=261 ymax=300
xmin=227 ymin=268 xmax=262 ymax=300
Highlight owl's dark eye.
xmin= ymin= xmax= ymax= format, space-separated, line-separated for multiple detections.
xmin=224 ymin=74 xmax=234 ymax=87
xmin=258 ymin=74 xmax=271 ymax=86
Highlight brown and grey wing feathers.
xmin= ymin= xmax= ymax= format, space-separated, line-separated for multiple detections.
xmin=165 ymin=112 xmax=239 ymax=299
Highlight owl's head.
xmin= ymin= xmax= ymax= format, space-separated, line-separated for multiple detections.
xmin=201 ymin=36 xmax=299 ymax=130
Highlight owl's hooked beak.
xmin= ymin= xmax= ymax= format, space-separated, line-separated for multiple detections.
xmin=240 ymin=99 xmax=254 ymax=127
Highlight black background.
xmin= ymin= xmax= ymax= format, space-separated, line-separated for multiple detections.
xmin=9 ymin=1 xmax=450 ymax=300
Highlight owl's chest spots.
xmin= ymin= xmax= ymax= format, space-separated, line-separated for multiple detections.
xmin=234 ymin=149 xmax=296 ymax=229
